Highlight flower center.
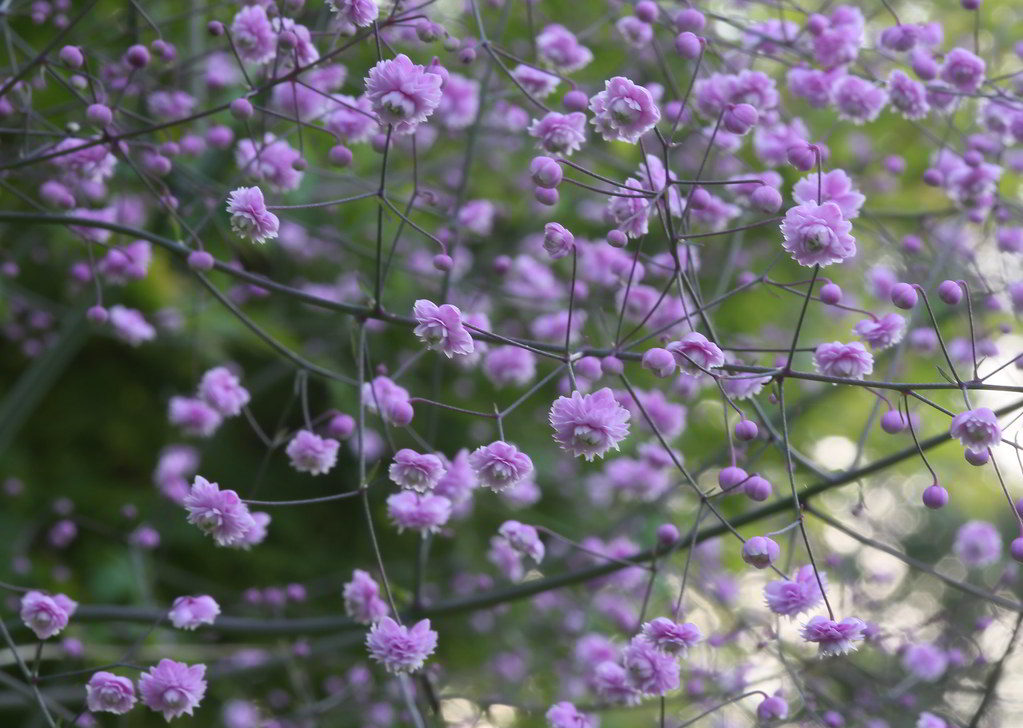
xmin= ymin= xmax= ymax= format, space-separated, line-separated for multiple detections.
xmin=803 ymin=224 xmax=833 ymax=252
xmin=609 ymin=97 xmax=641 ymax=125
xmin=380 ymin=91 xmax=415 ymax=119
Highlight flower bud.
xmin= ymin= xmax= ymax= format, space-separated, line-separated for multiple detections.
xmin=744 ymin=474 xmax=772 ymax=501
xmin=606 ymin=229 xmax=627 ymax=248
xmin=938 ymin=280 xmax=962 ymax=305
xmin=674 ymin=8 xmax=705 ymax=33
xmin=187 ymin=250 xmax=215 ymax=271
xmin=922 ymin=484 xmax=948 ymax=509
xmin=674 ymin=32 xmax=702 ymax=60
xmin=819 ymin=282 xmax=842 ymax=305
xmin=723 ymin=103 xmax=758 ymax=135
xmin=432 ymin=254 xmax=453 ymax=272
xmin=734 ymin=419 xmax=758 ymax=441
xmin=741 ymin=536 xmax=780 ymax=569
xmin=125 ymin=44 xmax=150 ymax=69
xmin=530 ymin=156 xmax=562 ymax=188
xmin=563 ymin=89 xmax=588 ymax=112
xmin=58 ymin=45 xmax=83 ymax=67
xmin=642 ymin=347 xmax=676 ymax=378
xmin=880 ymin=410 xmax=906 ymax=434
xmin=534 ymin=186 xmax=558 ymax=206
xmin=601 ymin=355 xmax=624 ymax=376
xmin=890 ymin=282 xmax=918 ymax=310
xmin=86 ymin=103 xmax=112 ymax=126
xmin=750 ymin=184 xmax=781 ymax=213
xmin=328 ymin=144 xmax=353 ymax=167
xmin=718 ymin=466 xmax=748 ymax=491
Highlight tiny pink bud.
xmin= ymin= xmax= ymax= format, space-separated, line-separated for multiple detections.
xmin=734 ymin=419 xmax=758 ymax=441
xmin=635 ymin=1 xmax=658 ymax=23
xmin=230 ymin=97 xmax=253 ymax=120
xmin=642 ymin=347 xmax=676 ymax=378
xmin=125 ymin=44 xmax=150 ymax=69
xmin=86 ymin=305 xmax=108 ymax=323
xmin=58 ymin=45 xmax=83 ymax=67
xmin=187 ymin=250 xmax=215 ymax=271
xmin=534 ymin=186 xmax=558 ymax=206
xmin=880 ymin=410 xmax=906 ymax=434
xmin=786 ymin=144 xmax=817 ymax=171
xmin=938 ymin=280 xmax=962 ymax=305
xmin=1011 ymin=537 xmax=1023 ymax=563
xmin=607 ymin=229 xmax=628 ymax=248
xmin=432 ymin=254 xmax=453 ymax=272
xmin=744 ymin=474 xmax=772 ymax=501
xmin=674 ymin=8 xmax=705 ymax=33
xmin=326 ymin=413 xmax=355 ymax=439
xmin=656 ymin=523 xmax=680 ymax=547
xmin=674 ymin=32 xmax=702 ymax=60
xmin=922 ymin=484 xmax=948 ymax=509
xmin=86 ymin=103 xmax=112 ymax=126
xmin=819 ymin=282 xmax=842 ymax=305
xmin=750 ymin=185 xmax=781 ymax=213
xmin=722 ymin=103 xmax=758 ymax=135
xmin=890 ymin=282 xmax=918 ymax=310
xmin=965 ymin=448 xmax=989 ymax=466
xmin=207 ymin=20 xmax=224 ymax=36
xmin=529 ymin=156 xmax=562 ymax=188
xmin=718 ymin=466 xmax=748 ymax=491
xmin=328 ymin=144 xmax=353 ymax=167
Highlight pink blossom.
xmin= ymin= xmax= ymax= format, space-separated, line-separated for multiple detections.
xmin=343 ymin=569 xmax=390 ymax=624
xmin=86 ymin=671 xmax=137 ymax=714
xmin=941 ymin=47 xmax=985 ymax=93
xmin=468 ymin=441 xmax=534 ymax=491
xmin=230 ymin=5 xmax=276 ymax=65
xmin=949 ymin=407 xmax=1001 ymax=454
xmin=902 ymin=643 xmax=948 ymax=682
xmin=109 ymin=305 xmax=156 ymax=346
xmin=183 ymin=475 xmax=256 ymax=547
xmin=168 ymin=595 xmax=220 ymax=631
xmin=413 ymin=299 xmax=475 ymax=357
xmin=235 ymin=134 xmax=303 ymax=192
xmin=328 ymin=0 xmax=378 ymax=28
xmin=549 ymin=388 xmax=631 ymax=461
xmin=139 ymin=659 xmax=207 ymax=720
xmin=764 ymin=564 xmax=827 ymax=616
xmin=387 ymin=491 xmax=452 ymax=533
xmin=528 ymin=111 xmax=587 ymax=156
xmin=954 ymin=520 xmax=1002 ymax=567
xmin=366 ymin=617 xmax=438 ymax=673
xmin=285 ymin=430 xmax=339 ymax=475
xmin=226 ymin=186 xmax=279 ymax=244
xmin=513 ymin=65 xmax=560 ymax=99
xmin=20 ymin=591 xmax=76 ymax=639
xmin=800 ymin=615 xmax=866 ymax=657
xmin=483 ymin=346 xmax=537 ymax=388
xmin=813 ymin=341 xmax=873 ymax=379
xmin=832 ymin=75 xmax=888 ymax=124
xmin=388 ymin=448 xmax=446 ymax=492
xmin=497 ymin=520 xmax=545 ymax=563
xmin=792 ymin=169 xmax=865 ymax=219
xmin=437 ymin=73 xmax=480 ymax=130
xmin=640 ymin=617 xmax=702 ymax=654
xmin=853 ymin=313 xmax=906 ymax=350
xmin=546 ymin=701 xmax=596 ymax=728
xmin=197 ymin=366 xmax=250 ymax=417
xmin=589 ymin=77 xmax=661 ymax=144
xmin=364 ymin=54 xmax=443 ymax=134
xmin=622 ymin=636 xmax=679 ymax=695
xmin=666 ymin=332 xmax=725 ymax=374
xmin=537 ymin=24 xmax=593 ymax=73
xmin=781 ymin=200 xmax=856 ymax=267
xmin=168 ymin=396 xmax=222 ymax=438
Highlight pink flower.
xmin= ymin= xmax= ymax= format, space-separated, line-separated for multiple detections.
xmin=666 ymin=332 xmax=725 ymax=374
xmin=168 ymin=595 xmax=220 ymax=630
xmin=546 ymin=701 xmax=596 ymax=728
xmin=327 ymin=0 xmax=378 ymax=27
xmin=941 ymin=47 xmax=985 ymax=93
xmin=235 ymin=134 xmax=304 ymax=192
xmin=388 ymin=448 xmax=446 ymax=492
xmin=326 ymin=95 xmax=376 ymax=143
xmin=364 ymin=54 xmax=443 ymax=134
xmin=832 ymin=75 xmax=887 ymax=124
xmin=853 ymin=313 xmax=906 ymax=350
xmin=86 ymin=671 xmax=137 ymax=714
xmin=285 ymin=430 xmax=339 ymax=475
xmin=888 ymin=69 xmax=930 ymax=120
xmin=954 ymin=520 xmax=1002 ymax=567
xmin=605 ymin=177 xmax=651 ymax=238
xmin=549 ymin=388 xmax=631 ymax=461
xmin=99 ymin=240 xmax=151 ymax=283
xmin=197 ymin=366 xmax=250 ymax=417
xmin=226 ymin=186 xmax=279 ymax=244
xmin=513 ymin=65 xmax=560 ymax=99
xmin=413 ymin=299 xmax=474 ymax=357
xmin=640 ymin=617 xmax=702 ymax=654
xmin=109 ymin=305 xmax=156 ymax=346
xmin=622 ymin=636 xmax=679 ymax=695
xmin=949 ymin=407 xmax=1001 ymax=454
xmin=20 ymin=591 xmax=76 ymax=639
xmin=543 ymin=222 xmax=575 ymax=259
xmin=528 ymin=111 xmax=587 ymax=156
xmin=362 ymin=376 xmax=414 ymax=426
xmin=484 ymin=346 xmax=537 ymax=388
xmin=139 ymin=659 xmax=207 ymax=720
xmin=230 ymin=5 xmax=276 ymax=65
xmin=800 ymin=615 xmax=866 ymax=657
xmin=537 ymin=24 xmax=593 ymax=72
xmin=741 ymin=536 xmax=781 ymax=569
xmin=365 ymin=617 xmax=438 ymax=673
xmin=343 ymin=569 xmax=390 ymax=624
xmin=168 ymin=396 xmax=222 ymax=438
xmin=497 ymin=520 xmax=545 ymax=563
xmin=387 ymin=491 xmax=452 ymax=533
xmin=437 ymin=72 xmax=480 ymax=130
xmin=589 ymin=77 xmax=661 ymax=144
xmin=813 ymin=341 xmax=873 ymax=379
xmin=764 ymin=564 xmax=827 ymax=616
xmin=792 ymin=169 xmax=865 ymax=219
xmin=183 ymin=475 xmax=256 ymax=547
xmin=468 ymin=441 xmax=534 ymax=491
xmin=902 ymin=643 xmax=948 ymax=682
xmin=780 ymin=200 xmax=856 ymax=267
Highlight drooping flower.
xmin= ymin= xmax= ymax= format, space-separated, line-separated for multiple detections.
xmin=364 ymin=54 xmax=443 ymax=134
xmin=86 ymin=671 xmax=137 ymax=714
xmin=887 ymin=69 xmax=930 ymax=120
xmin=226 ymin=186 xmax=279 ymax=244
xmin=183 ymin=475 xmax=256 ymax=547
xmin=666 ymin=332 xmax=725 ymax=374
xmin=327 ymin=0 xmax=378 ymax=27
xmin=412 ymin=299 xmax=474 ymax=357
xmin=235 ymin=134 xmax=304 ymax=192
xmin=832 ymin=75 xmax=887 ymax=124
xmin=343 ymin=569 xmax=390 ymax=624
xmin=138 ymin=659 xmax=207 ymax=721
xmin=813 ymin=341 xmax=873 ymax=379
xmin=230 ymin=5 xmax=276 ymax=65
xmin=537 ymin=24 xmax=593 ymax=73
xmin=622 ymin=636 xmax=680 ymax=695
xmin=949 ymin=407 xmax=1001 ymax=454
xmin=285 ymin=430 xmax=340 ymax=476
xmin=780 ymin=200 xmax=856 ymax=267
xmin=362 ymin=375 xmax=414 ymax=426
xmin=640 ymin=618 xmax=703 ymax=655
xmin=483 ymin=346 xmax=537 ymax=388
xmin=497 ymin=520 xmax=545 ymax=563
xmin=20 ymin=591 xmax=76 ymax=639
xmin=589 ymin=77 xmax=660 ymax=144
xmin=543 ymin=222 xmax=575 ymax=259
xmin=528 ymin=111 xmax=588 ymax=156
xmin=792 ymin=169 xmax=865 ymax=219
xmin=109 ymin=305 xmax=156 ymax=346
xmin=940 ymin=47 xmax=985 ymax=93
xmin=953 ymin=520 xmax=1002 ymax=567
xmin=513 ymin=65 xmax=560 ymax=99
xmin=168 ymin=396 xmax=222 ymax=438
xmin=592 ymin=661 xmax=640 ymax=705
xmin=764 ymin=564 xmax=827 ymax=616
xmin=468 ymin=441 xmax=534 ymax=491
xmin=853 ymin=313 xmax=906 ymax=351
xmin=365 ymin=617 xmax=438 ymax=673
xmin=741 ymin=536 xmax=781 ymax=569
xmin=757 ymin=694 xmax=789 ymax=721
xmin=546 ymin=701 xmax=596 ymax=728
xmin=386 ymin=491 xmax=452 ymax=533
xmin=800 ymin=616 xmax=866 ymax=657
xmin=168 ymin=595 xmax=220 ymax=631
xmin=549 ymin=388 xmax=631 ymax=461
xmin=388 ymin=448 xmax=446 ymax=492
xmin=197 ymin=366 xmax=250 ymax=417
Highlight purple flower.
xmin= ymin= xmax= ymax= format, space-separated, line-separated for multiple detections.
xmin=605 ymin=177 xmax=652 ymax=238
xmin=226 ymin=186 xmax=279 ymax=244
xmin=622 ymin=636 xmax=680 ymax=695
xmin=757 ymin=695 xmax=789 ymax=721
xmin=364 ymin=54 xmax=443 ymax=134
xmin=326 ymin=94 xmax=376 ymax=143
xmin=543 ymin=222 xmax=575 ymax=259
xmin=592 ymin=661 xmax=640 ymax=705
xmin=537 ymin=24 xmax=593 ymax=73
xmin=941 ymin=48 xmax=985 ymax=92
xmin=366 ymin=617 xmax=438 ymax=673
xmin=887 ymin=70 xmax=930 ymax=120
xmin=86 ymin=671 xmax=137 ymax=714
xmin=286 ymin=430 xmax=339 ymax=476
xmin=497 ymin=520 xmax=545 ymax=563
xmin=787 ymin=67 xmax=840 ymax=108
xmin=528 ymin=111 xmax=587 ymax=156
xmin=813 ymin=341 xmax=874 ymax=379
xmin=99 ymin=240 xmax=151 ymax=283
xmin=168 ymin=595 xmax=220 ymax=631
xmin=832 ymin=75 xmax=887 ymax=124
xmin=343 ymin=569 xmax=390 ymax=624
xmin=781 ymin=200 xmax=856 ymax=267
xmin=388 ymin=448 xmax=446 ymax=492
xmin=800 ymin=615 xmax=866 ymax=657
xmin=168 ymin=396 xmax=222 ymax=438
xmin=812 ymin=7 xmax=864 ymax=68
xmin=513 ymin=65 xmax=560 ymax=99
xmin=902 ymin=643 xmax=948 ymax=682
xmin=197 ymin=366 xmax=250 ymax=417
xmin=792 ymin=169 xmax=864 ymax=219
xmin=468 ymin=441 xmax=534 ymax=491
xmin=741 ymin=536 xmax=781 ymax=569
xmin=589 ymin=77 xmax=660 ymax=144
xmin=640 ymin=618 xmax=702 ymax=654
xmin=183 ymin=475 xmax=256 ymax=547
xmin=413 ymin=299 xmax=475 ymax=358
xmin=20 ymin=591 xmax=76 ymax=639
xmin=666 ymin=332 xmax=725 ymax=374
xmin=483 ymin=346 xmax=537 ymax=388
xmin=109 ymin=305 xmax=156 ymax=346
xmin=954 ymin=520 xmax=1002 ymax=567
xmin=362 ymin=375 xmax=414 ymax=426
xmin=853 ymin=313 xmax=906 ymax=350
xmin=139 ymin=659 xmax=207 ymax=720
xmin=764 ymin=564 xmax=827 ymax=616
xmin=327 ymin=0 xmax=378 ymax=28
xmin=147 ymin=90 xmax=196 ymax=120
xmin=546 ymin=701 xmax=596 ymax=728
xmin=949 ymin=407 xmax=1001 ymax=454
xmin=437 ymin=73 xmax=480 ymax=130
xmin=387 ymin=491 xmax=452 ymax=533
xmin=230 ymin=5 xmax=276 ymax=65
xmin=549 ymin=388 xmax=631 ymax=461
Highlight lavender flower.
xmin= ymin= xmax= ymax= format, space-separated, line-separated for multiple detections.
xmin=765 ymin=564 xmax=827 ymax=616
xmin=285 ymin=430 xmax=340 ymax=475
xmin=780 ymin=201 xmax=856 ymax=267
xmin=468 ymin=441 xmax=534 ymax=491
xmin=412 ymin=299 xmax=475 ymax=358
xmin=86 ymin=671 xmax=137 ymax=714
xmin=589 ymin=77 xmax=661 ymax=144
xmin=388 ymin=448 xmax=446 ymax=492
xmin=800 ymin=616 xmax=866 ymax=657
xmin=343 ymin=569 xmax=389 ymax=624
xmin=138 ymin=659 xmax=207 ymax=720
xmin=365 ymin=617 xmax=438 ymax=673
xmin=813 ymin=341 xmax=874 ymax=379
xmin=20 ymin=591 xmax=76 ymax=639
xmin=549 ymin=388 xmax=631 ymax=461
xmin=168 ymin=595 xmax=220 ymax=631
xmin=226 ymin=186 xmax=279 ymax=244
xmin=364 ymin=54 xmax=443 ymax=134
xmin=949 ymin=408 xmax=1001 ymax=453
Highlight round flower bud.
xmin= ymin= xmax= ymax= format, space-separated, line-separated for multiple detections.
xmin=901 ymin=234 xmax=923 ymax=255
xmin=432 ymin=254 xmax=453 ymax=272
xmin=328 ymin=144 xmax=353 ymax=167
xmin=370 ymin=133 xmax=390 ymax=154
xmin=58 ymin=45 xmax=83 ymax=67
xmin=718 ymin=466 xmax=748 ymax=491
xmin=674 ymin=32 xmax=702 ymax=60
xmin=938 ymin=280 xmax=962 ymax=305
xmin=230 ymin=97 xmax=254 ymax=120
xmin=741 ymin=536 xmax=780 ymax=569
xmin=458 ymin=46 xmax=476 ymax=65
xmin=326 ymin=413 xmax=355 ymax=439
xmin=207 ymin=20 xmax=224 ymax=36
xmin=880 ymin=410 xmax=906 ymax=434
xmin=575 ymin=356 xmax=601 ymax=380
xmin=642 ymin=347 xmax=676 ymax=378
xmin=563 ymin=89 xmax=588 ymax=112
xmin=386 ymin=400 xmax=415 ymax=427
xmin=635 ymin=1 xmax=658 ymax=23
xmin=964 ymin=149 xmax=984 ymax=167
xmin=674 ymin=8 xmax=705 ymax=32
xmin=787 ymin=144 xmax=817 ymax=171
xmin=819 ymin=282 xmax=842 ymax=305
xmin=884 ymin=155 xmax=906 ymax=174
xmin=125 ymin=44 xmax=150 ymax=69
xmin=744 ymin=474 xmax=772 ymax=501
xmin=965 ymin=448 xmax=989 ymax=466
xmin=922 ymin=484 xmax=948 ymax=509
xmin=443 ymin=35 xmax=461 ymax=52
xmin=750 ymin=185 xmax=782 ymax=213
xmin=1011 ymin=537 xmax=1023 ymax=563
xmin=278 ymin=29 xmax=298 ymax=50
xmin=921 ymin=168 xmax=943 ymax=186
xmin=607 ymin=229 xmax=627 ymax=248
xmin=425 ymin=57 xmax=449 ymax=86
xmin=86 ymin=305 xmax=108 ymax=324
xmin=880 ymin=26 xmax=917 ymax=53
xmin=530 ymin=156 xmax=562 ymax=188
xmin=734 ymin=419 xmax=758 ymax=441
xmin=912 ymin=52 xmax=939 ymax=81
xmin=144 ymin=154 xmax=171 ymax=176
xmin=416 ymin=20 xmax=442 ymax=43
xmin=534 ymin=186 xmax=558 ymax=206
xmin=601 ymin=355 xmax=624 ymax=375
xmin=86 ymin=103 xmax=112 ymax=126
xmin=890 ymin=282 xmax=918 ymax=310
xmin=151 ymin=39 xmax=175 ymax=62
xmin=688 ymin=187 xmax=711 ymax=209
xmin=806 ymin=14 xmax=828 ymax=35
xmin=492 ymin=255 xmax=511 ymax=275
xmin=723 ymin=103 xmax=758 ymax=135
xmin=187 ymin=250 xmax=215 ymax=271
xmin=656 ymin=523 xmax=680 ymax=547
